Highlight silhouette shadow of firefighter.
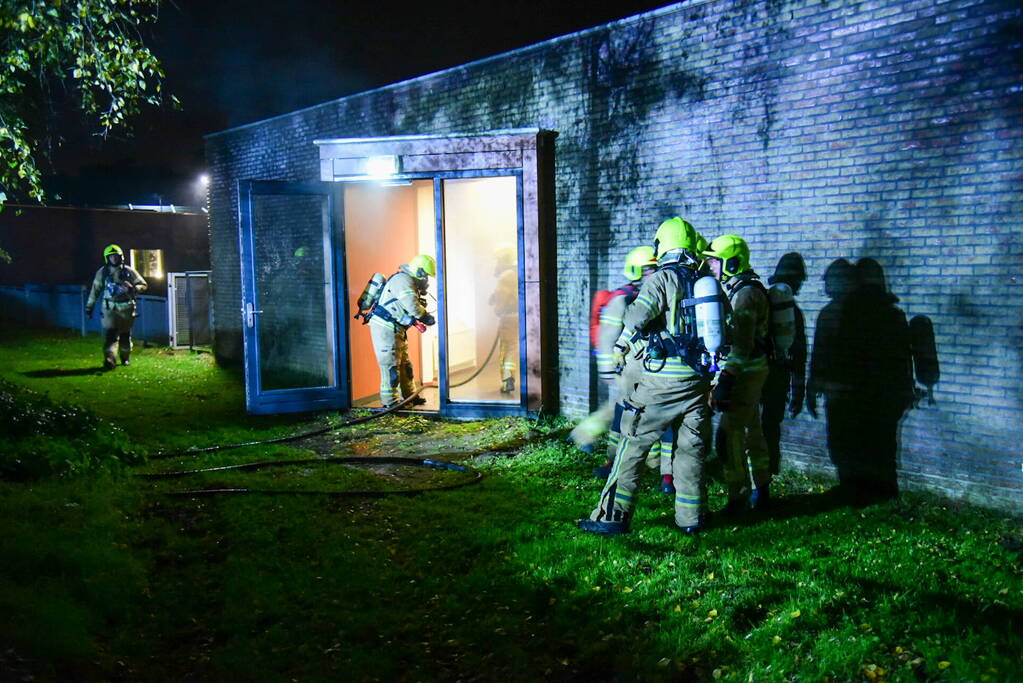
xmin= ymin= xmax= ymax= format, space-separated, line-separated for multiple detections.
xmin=808 ymin=258 xmax=915 ymax=505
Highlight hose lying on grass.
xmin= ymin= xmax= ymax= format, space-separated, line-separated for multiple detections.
xmin=136 ymin=456 xmax=483 ymax=498
xmin=150 ymin=384 xmax=434 ymax=460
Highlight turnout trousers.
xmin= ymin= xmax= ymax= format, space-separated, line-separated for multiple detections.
xmin=590 ymin=373 xmax=711 ymax=528
xmin=101 ymin=301 xmax=136 ymax=365
xmin=497 ymin=314 xmax=518 ymax=384
xmin=719 ymin=365 xmax=771 ymax=499
xmin=370 ymin=321 xmax=415 ymax=406
xmin=760 ymin=362 xmax=791 ymax=476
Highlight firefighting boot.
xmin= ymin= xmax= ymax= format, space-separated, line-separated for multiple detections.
xmin=750 ymin=486 xmax=771 ymax=510
xmin=577 ymin=519 xmax=630 ymax=536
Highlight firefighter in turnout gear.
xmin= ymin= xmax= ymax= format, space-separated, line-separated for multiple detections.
xmin=490 ymin=245 xmax=518 ymax=395
xmin=369 ymin=254 xmax=436 ymax=407
xmin=761 ymin=253 xmax=808 ymax=476
xmin=85 ymin=244 xmax=147 ymax=370
xmin=570 ymin=246 xmax=675 ymax=493
xmin=578 ymin=217 xmax=716 ymax=535
xmin=704 ymin=235 xmax=773 ymax=513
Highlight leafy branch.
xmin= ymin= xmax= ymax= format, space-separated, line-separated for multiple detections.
xmin=0 ymin=0 xmax=174 ymax=212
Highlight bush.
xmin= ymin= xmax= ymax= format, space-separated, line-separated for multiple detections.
xmin=0 ymin=379 xmax=140 ymax=478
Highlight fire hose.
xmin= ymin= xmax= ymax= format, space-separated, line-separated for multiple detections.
xmin=150 ymin=384 xmax=434 ymax=460
xmin=137 ymin=456 xmax=482 ymax=498
xmin=142 ymin=383 xmax=486 ymax=496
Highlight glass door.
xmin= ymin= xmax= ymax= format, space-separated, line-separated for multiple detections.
xmin=238 ymin=180 xmax=349 ymax=414
xmin=439 ymin=174 xmax=524 ymax=414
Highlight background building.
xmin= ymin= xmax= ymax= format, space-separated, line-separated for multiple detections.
xmin=0 ymin=204 xmax=209 ymax=298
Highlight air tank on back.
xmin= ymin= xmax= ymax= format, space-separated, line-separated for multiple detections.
xmin=767 ymin=282 xmax=795 ymax=360
xmin=355 ymin=272 xmax=387 ymax=322
xmin=693 ymin=275 xmax=725 ymax=370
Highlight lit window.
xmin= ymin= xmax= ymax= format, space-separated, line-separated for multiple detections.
xmin=130 ymin=249 xmax=164 ymax=279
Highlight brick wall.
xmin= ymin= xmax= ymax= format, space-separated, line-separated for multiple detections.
xmin=207 ymin=0 xmax=1023 ymax=510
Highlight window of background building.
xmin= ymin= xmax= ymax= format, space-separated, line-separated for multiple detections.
xmin=130 ymin=249 xmax=164 ymax=280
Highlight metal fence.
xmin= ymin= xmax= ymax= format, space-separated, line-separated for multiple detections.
xmin=167 ymin=271 xmax=212 ymax=349
xmin=0 ymin=284 xmax=169 ymax=343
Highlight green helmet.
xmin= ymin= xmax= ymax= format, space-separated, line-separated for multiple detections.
xmin=103 ymin=244 xmax=124 ymax=259
xmin=408 ymin=254 xmax=436 ymax=279
xmin=703 ymin=234 xmax=751 ymax=280
xmin=622 ymin=246 xmax=657 ymax=281
xmin=653 ymin=217 xmax=696 ymax=258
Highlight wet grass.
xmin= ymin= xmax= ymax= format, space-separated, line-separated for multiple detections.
xmin=1 ymin=327 xmax=1021 ymax=681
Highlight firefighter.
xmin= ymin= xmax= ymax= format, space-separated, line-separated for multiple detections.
xmin=760 ymin=253 xmax=808 ymax=476
xmin=369 ymin=254 xmax=436 ymax=407
xmin=578 ymin=217 xmax=715 ymax=535
xmin=85 ymin=244 xmax=147 ymax=370
xmin=571 ymin=246 xmax=675 ymax=493
xmin=703 ymin=235 xmax=772 ymax=512
xmin=490 ymin=245 xmax=518 ymax=395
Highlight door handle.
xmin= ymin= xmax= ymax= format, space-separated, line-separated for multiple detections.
xmin=243 ymin=301 xmax=263 ymax=328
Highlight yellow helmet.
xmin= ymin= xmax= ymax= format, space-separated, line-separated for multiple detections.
xmin=493 ymin=243 xmax=516 ymax=275
xmin=653 ymin=217 xmax=696 ymax=258
xmin=408 ymin=254 xmax=436 ymax=279
xmin=622 ymin=246 xmax=657 ymax=281
xmin=103 ymin=244 xmax=124 ymax=259
xmin=703 ymin=235 xmax=751 ymax=280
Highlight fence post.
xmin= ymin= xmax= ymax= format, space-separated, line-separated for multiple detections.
xmin=80 ymin=286 xmax=86 ymax=336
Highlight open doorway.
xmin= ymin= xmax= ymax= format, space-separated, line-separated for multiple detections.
xmin=343 ymin=180 xmax=438 ymax=410
xmin=315 ymin=130 xmax=557 ymax=417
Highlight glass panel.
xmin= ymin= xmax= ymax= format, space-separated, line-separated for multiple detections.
xmin=252 ymin=194 xmax=335 ymax=391
xmin=443 ymin=177 xmax=519 ymax=403
xmin=130 ymin=249 xmax=164 ymax=280
xmin=188 ymin=274 xmax=211 ymax=346
xmin=343 ymin=180 xmax=438 ymax=408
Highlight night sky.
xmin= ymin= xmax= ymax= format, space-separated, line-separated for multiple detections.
xmin=45 ymin=0 xmax=672 ymax=207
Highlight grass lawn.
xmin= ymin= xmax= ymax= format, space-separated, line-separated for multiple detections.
xmin=1 ymin=326 xmax=1021 ymax=682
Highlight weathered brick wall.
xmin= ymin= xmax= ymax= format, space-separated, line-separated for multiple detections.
xmin=208 ymin=0 xmax=1023 ymax=510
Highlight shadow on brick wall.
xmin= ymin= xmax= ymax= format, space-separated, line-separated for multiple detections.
xmin=807 ymin=258 xmax=940 ymax=506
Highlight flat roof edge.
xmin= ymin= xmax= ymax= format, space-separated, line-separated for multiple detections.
xmin=313 ymin=129 xmax=543 ymax=146
xmin=205 ymin=1 xmax=695 ymax=140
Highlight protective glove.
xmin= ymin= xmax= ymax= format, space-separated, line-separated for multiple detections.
xmin=420 ymin=313 xmax=436 ymax=326
xmin=611 ymin=343 xmax=629 ymax=372
xmin=711 ymin=371 xmax=736 ymax=413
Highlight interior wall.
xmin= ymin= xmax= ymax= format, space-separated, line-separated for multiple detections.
xmin=343 ymin=181 xmax=435 ymax=403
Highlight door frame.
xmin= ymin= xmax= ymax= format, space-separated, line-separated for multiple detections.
xmin=238 ymin=179 xmax=349 ymax=414
xmin=336 ymin=169 xmax=527 ymax=418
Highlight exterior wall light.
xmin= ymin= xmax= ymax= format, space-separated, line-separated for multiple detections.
xmin=364 ymin=155 xmax=400 ymax=178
